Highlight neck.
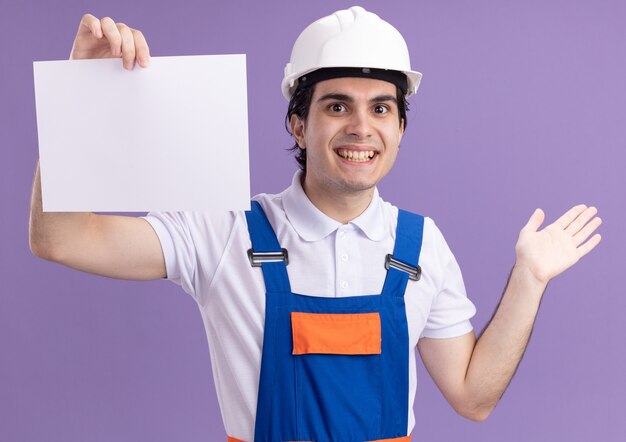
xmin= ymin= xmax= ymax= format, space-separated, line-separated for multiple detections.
xmin=301 ymin=174 xmax=375 ymax=224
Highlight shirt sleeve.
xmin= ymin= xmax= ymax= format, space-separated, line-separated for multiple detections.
xmin=141 ymin=210 xmax=237 ymax=302
xmin=420 ymin=219 xmax=476 ymax=339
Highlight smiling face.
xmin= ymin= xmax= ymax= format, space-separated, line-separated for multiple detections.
xmin=291 ymin=77 xmax=405 ymax=203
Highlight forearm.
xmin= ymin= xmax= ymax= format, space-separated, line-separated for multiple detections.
xmin=421 ymin=206 xmax=601 ymax=421
xmin=29 ymin=159 xmax=93 ymax=260
xmin=462 ymin=264 xmax=547 ymax=419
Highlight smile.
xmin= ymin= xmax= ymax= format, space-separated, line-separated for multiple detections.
xmin=336 ymin=148 xmax=377 ymax=163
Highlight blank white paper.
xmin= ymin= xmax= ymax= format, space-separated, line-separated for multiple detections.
xmin=33 ymin=55 xmax=250 ymax=212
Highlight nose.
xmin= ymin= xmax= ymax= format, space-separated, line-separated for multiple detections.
xmin=344 ymin=108 xmax=373 ymax=139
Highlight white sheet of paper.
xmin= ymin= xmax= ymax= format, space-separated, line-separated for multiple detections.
xmin=33 ymin=55 xmax=250 ymax=212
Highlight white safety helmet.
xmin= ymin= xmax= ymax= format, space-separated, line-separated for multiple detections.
xmin=281 ymin=6 xmax=422 ymax=100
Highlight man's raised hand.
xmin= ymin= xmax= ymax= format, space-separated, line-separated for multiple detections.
xmin=69 ymin=13 xmax=150 ymax=70
xmin=514 ymin=205 xmax=602 ymax=286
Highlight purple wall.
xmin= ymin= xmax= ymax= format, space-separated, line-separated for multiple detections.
xmin=2 ymin=0 xmax=624 ymax=440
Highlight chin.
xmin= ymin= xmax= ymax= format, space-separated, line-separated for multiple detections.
xmin=337 ymin=178 xmax=378 ymax=193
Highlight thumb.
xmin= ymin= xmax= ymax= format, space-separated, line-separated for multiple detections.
xmin=522 ymin=208 xmax=545 ymax=233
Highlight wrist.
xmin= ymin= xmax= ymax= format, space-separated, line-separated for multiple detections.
xmin=511 ymin=262 xmax=549 ymax=297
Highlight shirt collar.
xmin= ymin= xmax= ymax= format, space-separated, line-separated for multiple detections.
xmin=282 ymin=170 xmax=387 ymax=242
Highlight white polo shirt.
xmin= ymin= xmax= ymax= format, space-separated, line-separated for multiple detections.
xmin=142 ymin=170 xmax=476 ymax=441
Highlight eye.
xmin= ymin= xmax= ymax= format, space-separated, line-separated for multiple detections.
xmin=329 ymin=103 xmax=346 ymax=113
xmin=373 ymin=104 xmax=389 ymax=114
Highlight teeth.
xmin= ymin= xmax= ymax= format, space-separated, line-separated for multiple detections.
xmin=337 ymin=149 xmax=376 ymax=162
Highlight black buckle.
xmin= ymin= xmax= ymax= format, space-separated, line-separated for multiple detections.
xmin=385 ymin=254 xmax=421 ymax=281
xmin=247 ymin=249 xmax=289 ymax=267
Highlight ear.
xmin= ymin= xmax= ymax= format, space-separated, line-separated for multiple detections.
xmin=290 ymin=114 xmax=306 ymax=149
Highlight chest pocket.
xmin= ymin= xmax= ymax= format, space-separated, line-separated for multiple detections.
xmin=291 ymin=308 xmax=384 ymax=441
xmin=291 ymin=312 xmax=381 ymax=355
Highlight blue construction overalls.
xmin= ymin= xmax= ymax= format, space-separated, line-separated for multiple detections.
xmin=239 ymin=201 xmax=424 ymax=442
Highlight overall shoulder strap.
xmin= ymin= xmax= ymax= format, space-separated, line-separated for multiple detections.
xmin=381 ymin=209 xmax=425 ymax=297
xmin=244 ymin=201 xmax=292 ymax=293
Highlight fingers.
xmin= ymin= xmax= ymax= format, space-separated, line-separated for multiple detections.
xmin=558 ymin=204 xmax=603 ymax=257
xmin=555 ymin=204 xmax=587 ymax=229
xmin=82 ymin=15 xmax=150 ymax=69
xmin=79 ymin=13 xmax=103 ymax=38
xmin=566 ymin=206 xmax=598 ymax=236
xmin=573 ymin=214 xmax=602 ymax=247
xmin=576 ymin=233 xmax=602 ymax=259
xmin=521 ymin=208 xmax=545 ymax=233
xmin=117 ymin=23 xmax=135 ymax=69
xmin=131 ymin=29 xmax=150 ymax=67
xmin=100 ymin=16 xmax=122 ymax=57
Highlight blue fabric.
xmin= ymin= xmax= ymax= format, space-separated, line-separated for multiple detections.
xmin=246 ymin=201 xmax=291 ymax=293
xmin=245 ymin=202 xmax=424 ymax=442
xmin=381 ymin=209 xmax=425 ymax=297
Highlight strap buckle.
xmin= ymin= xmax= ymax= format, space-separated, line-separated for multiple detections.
xmin=247 ymin=249 xmax=289 ymax=267
xmin=385 ymin=254 xmax=421 ymax=281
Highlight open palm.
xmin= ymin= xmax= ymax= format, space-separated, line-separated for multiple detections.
xmin=515 ymin=205 xmax=602 ymax=285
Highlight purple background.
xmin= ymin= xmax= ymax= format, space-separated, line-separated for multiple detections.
xmin=2 ymin=0 xmax=624 ymax=440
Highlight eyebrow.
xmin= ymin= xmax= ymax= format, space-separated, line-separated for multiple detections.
xmin=316 ymin=93 xmax=398 ymax=104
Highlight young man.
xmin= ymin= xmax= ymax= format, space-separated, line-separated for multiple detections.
xmin=29 ymin=6 xmax=602 ymax=442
